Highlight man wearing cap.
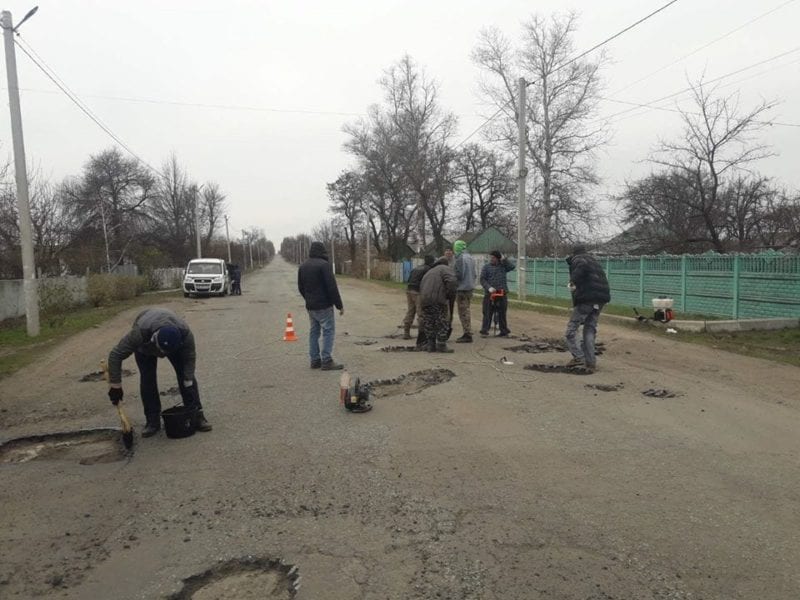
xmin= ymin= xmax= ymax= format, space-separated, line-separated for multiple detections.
xmin=565 ymin=244 xmax=611 ymax=373
xmin=107 ymin=307 xmax=211 ymax=437
xmin=453 ymin=240 xmax=477 ymax=343
xmin=479 ymin=250 xmax=515 ymax=337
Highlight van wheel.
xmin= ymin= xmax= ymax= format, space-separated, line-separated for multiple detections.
xmin=183 ymin=292 xmax=189 ymax=298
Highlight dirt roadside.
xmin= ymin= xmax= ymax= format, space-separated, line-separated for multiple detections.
xmin=1 ymin=257 xmax=798 ymax=599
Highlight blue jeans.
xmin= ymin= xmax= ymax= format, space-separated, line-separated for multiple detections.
xmin=565 ymin=303 xmax=602 ymax=365
xmin=308 ymin=307 xmax=335 ymax=362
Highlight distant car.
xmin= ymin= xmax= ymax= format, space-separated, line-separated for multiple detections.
xmin=183 ymin=258 xmax=229 ymax=297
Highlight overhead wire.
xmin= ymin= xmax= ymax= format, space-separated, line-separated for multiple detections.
xmin=454 ymin=0 xmax=682 ymax=148
xmin=610 ymin=0 xmax=798 ymax=96
xmin=14 ymin=34 xmax=163 ymax=178
xmin=596 ymin=46 xmax=800 ymax=126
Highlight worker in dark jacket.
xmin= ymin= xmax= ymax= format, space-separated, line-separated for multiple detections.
xmin=565 ymin=244 xmax=611 ymax=372
xmin=419 ymin=257 xmax=457 ymax=352
xmin=479 ymin=250 xmax=515 ymax=337
xmin=402 ymin=255 xmax=435 ymax=339
xmin=107 ymin=307 xmax=211 ymax=437
xmin=298 ymin=241 xmax=345 ymax=370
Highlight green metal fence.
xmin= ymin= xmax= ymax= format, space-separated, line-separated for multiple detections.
xmin=506 ymin=251 xmax=800 ymax=320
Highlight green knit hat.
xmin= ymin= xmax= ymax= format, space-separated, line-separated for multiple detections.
xmin=453 ymin=240 xmax=467 ymax=255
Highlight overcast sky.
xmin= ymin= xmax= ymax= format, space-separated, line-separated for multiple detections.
xmin=1 ymin=0 xmax=798 ymax=245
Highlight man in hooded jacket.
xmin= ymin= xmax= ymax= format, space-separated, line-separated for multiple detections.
xmin=107 ymin=307 xmax=211 ymax=437
xmin=419 ymin=257 xmax=457 ymax=352
xmin=479 ymin=250 xmax=515 ymax=337
xmin=453 ymin=240 xmax=477 ymax=343
xmin=298 ymin=241 xmax=345 ymax=370
xmin=565 ymin=244 xmax=611 ymax=372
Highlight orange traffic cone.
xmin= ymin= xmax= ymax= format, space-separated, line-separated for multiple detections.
xmin=283 ymin=313 xmax=299 ymax=341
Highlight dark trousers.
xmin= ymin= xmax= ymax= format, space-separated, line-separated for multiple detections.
xmin=135 ymin=352 xmax=202 ymax=424
xmin=481 ymin=294 xmax=509 ymax=334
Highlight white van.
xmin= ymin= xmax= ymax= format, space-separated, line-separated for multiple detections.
xmin=183 ymin=258 xmax=229 ymax=297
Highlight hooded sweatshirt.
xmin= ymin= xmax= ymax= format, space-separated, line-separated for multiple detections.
xmin=298 ymin=241 xmax=344 ymax=311
xmin=454 ymin=247 xmax=477 ymax=292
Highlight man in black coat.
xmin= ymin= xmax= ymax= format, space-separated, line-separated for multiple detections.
xmin=298 ymin=241 xmax=345 ymax=370
xmin=565 ymin=244 xmax=611 ymax=372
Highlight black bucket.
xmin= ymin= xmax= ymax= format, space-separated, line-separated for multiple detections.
xmin=161 ymin=405 xmax=196 ymax=439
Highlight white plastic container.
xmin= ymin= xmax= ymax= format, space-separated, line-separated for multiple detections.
xmin=652 ymin=298 xmax=674 ymax=309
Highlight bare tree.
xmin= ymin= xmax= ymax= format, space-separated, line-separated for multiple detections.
xmin=381 ymin=55 xmax=457 ymax=254
xmin=343 ymin=111 xmax=418 ymax=260
xmin=473 ymin=13 xmax=607 ymax=254
xmin=200 ymin=181 xmax=226 ymax=246
xmin=455 ymin=143 xmax=514 ymax=231
xmin=62 ymin=147 xmax=155 ymax=271
xmin=650 ymin=79 xmax=777 ymax=252
xmin=327 ymin=170 xmax=364 ymax=263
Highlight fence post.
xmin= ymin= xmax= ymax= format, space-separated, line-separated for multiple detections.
xmin=553 ymin=257 xmax=558 ymax=297
xmin=532 ymin=258 xmax=537 ymax=296
xmin=639 ymin=256 xmax=645 ymax=307
xmin=732 ymin=254 xmax=740 ymax=319
xmin=680 ymin=255 xmax=687 ymax=312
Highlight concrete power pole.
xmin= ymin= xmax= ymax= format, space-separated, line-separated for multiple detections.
xmin=365 ymin=200 xmax=371 ymax=280
xmin=2 ymin=10 xmax=39 ymax=336
xmin=516 ymin=77 xmax=528 ymax=301
xmin=224 ymin=215 xmax=232 ymax=262
xmin=194 ymin=188 xmax=202 ymax=258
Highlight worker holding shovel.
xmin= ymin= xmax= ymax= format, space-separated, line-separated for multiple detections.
xmin=107 ymin=307 xmax=212 ymax=437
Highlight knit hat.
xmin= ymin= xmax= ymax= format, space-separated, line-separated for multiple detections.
xmin=453 ymin=240 xmax=467 ymax=255
xmin=423 ymin=255 xmax=435 ymax=266
xmin=155 ymin=326 xmax=182 ymax=354
xmin=489 ymin=250 xmax=502 ymax=260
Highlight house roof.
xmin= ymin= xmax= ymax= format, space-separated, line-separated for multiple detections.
xmin=457 ymin=226 xmax=516 ymax=254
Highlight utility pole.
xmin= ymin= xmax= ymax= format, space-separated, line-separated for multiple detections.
xmin=3 ymin=9 xmax=39 ymax=336
xmin=330 ymin=221 xmax=336 ymax=274
xmin=516 ymin=77 xmax=528 ymax=301
xmin=365 ymin=200 xmax=371 ymax=280
xmin=241 ymin=230 xmax=248 ymax=269
xmin=194 ymin=187 xmax=202 ymax=258
xmin=224 ymin=215 xmax=231 ymax=263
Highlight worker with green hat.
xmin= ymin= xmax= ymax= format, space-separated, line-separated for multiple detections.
xmin=453 ymin=240 xmax=477 ymax=343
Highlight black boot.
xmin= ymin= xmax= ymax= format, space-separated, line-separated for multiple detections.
xmin=436 ymin=342 xmax=454 ymax=353
xmin=141 ymin=421 xmax=161 ymax=438
xmin=455 ymin=333 xmax=472 ymax=343
xmin=321 ymin=359 xmax=344 ymax=371
xmin=193 ymin=411 xmax=212 ymax=432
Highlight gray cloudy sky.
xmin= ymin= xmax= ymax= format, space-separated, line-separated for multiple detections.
xmin=2 ymin=0 xmax=798 ymax=244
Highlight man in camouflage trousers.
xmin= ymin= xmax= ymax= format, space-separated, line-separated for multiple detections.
xmin=419 ymin=257 xmax=457 ymax=352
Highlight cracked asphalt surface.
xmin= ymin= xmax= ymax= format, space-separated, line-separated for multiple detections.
xmin=1 ymin=256 xmax=799 ymax=599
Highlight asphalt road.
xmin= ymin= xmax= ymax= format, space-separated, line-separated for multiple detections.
xmin=1 ymin=256 xmax=799 ymax=599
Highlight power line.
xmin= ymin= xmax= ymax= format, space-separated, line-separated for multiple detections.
xmin=611 ymin=0 xmax=798 ymax=96
xmin=597 ymin=46 xmax=800 ymax=125
xmin=454 ymin=0 xmax=682 ymax=148
xmin=14 ymin=35 xmax=163 ymax=178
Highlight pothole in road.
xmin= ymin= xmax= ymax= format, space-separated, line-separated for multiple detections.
xmin=380 ymin=345 xmax=419 ymax=352
xmin=168 ymin=557 xmax=299 ymax=600
xmin=523 ymin=364 xmax=594 ymax=375
xmin=367 ymin=368 xmax=456 ymax=398
xmin=642 ymin=388 xmax=680 ymax=398
xmin=586 ymin=382 xmax=624 ymax=392
xmin=80 ymin=369 xmax=133 ymax=382
xmin=0 ymin=429 xmax=128 ymax=465
xmin=353 ymin=340 xmax=378 ymax=346
xmin=506 ymin=339 xmax=605 ymax=354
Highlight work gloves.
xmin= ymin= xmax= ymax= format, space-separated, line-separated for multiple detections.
xmin=108 ymin=387 xmax=123 ymax=405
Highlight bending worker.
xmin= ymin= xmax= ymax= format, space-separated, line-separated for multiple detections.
xmin=107 ymin=307 xmax=212 ymax=437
